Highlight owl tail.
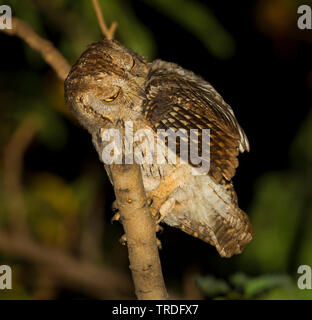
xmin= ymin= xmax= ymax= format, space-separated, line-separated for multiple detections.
xmin=180 ymin=207 xmax=253 ymax=258
xmin=209 ymin=208 xmax=253 ymax=257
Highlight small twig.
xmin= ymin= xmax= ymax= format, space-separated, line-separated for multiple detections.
xmin=91 ymin=0 xmax=117 ymax=40
xmin=110 ymin=163 xmax=168 ymax=300
xmin=1 ymin=17 xmax=70 ymax=80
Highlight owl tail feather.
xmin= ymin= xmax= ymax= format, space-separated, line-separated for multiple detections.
xmin=210 ymin=209 xmax=253 ymax=257
xmin=180 ymin=208 xmax=253 ymax=258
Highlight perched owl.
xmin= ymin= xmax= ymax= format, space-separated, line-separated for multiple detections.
xmin=64 ymin=40 xmax=252 ymax=258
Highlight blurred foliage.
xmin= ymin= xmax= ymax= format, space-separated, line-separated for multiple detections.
xmin=142 ymin=0 xmax=235 ymax=59
xmin=2 ymin=0 xmax=235 ymax=60
xmin=196 ymin=107 xmax=312 ymax=299
xmin=197 ymin=271 xmax=312 ymax=300
xmin=238 ymin=106 xmax=312 ymax=273
xmin=196 ymin=272 xmax=312 ymax=300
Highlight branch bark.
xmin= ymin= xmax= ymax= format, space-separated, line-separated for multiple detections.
xmin=110 ymin=164 xmax=168 ymax=300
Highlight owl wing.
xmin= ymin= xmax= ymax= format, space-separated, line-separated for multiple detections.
xmin=143 ymin=60 xmax=249 ymax=183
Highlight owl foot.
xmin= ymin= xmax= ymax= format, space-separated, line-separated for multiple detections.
xmin=119 ymin=233 xmax=127 ymax=245
xmin=114 ymin=198 xmax=164 ymax=249
xmin=156 ymin=238 xmax=162 ymax=250
xmin=157 ymin=197 xmax=176 ymax=224
xmin=111 ymin=200 xmax=120 ymax=223
xmin=112 ymin=200 xmax=119 ymax=213
xmin=155 ymin=225 xmax=163 ymax=249
xmin=111 ymin=198 xmax=164 ymax=225
xmin=147 ymin=198 xmax=159 ymax=219
xmin=147 ymin=197 xmax=175 ymax=225
xmin=155 ymin=224 xmax=163 ymax=233
xmin=111 ymin=212 xmax=120 ymax=223
xmin=119 ymin=233 xmax=162 ymax=249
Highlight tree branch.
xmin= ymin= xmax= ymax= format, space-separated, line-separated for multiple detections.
xmin=91 ymin=0 xmax=117 ymax=40
xmin=88 ymin=2 xmax=168 ymax=298
xmin=1 ymin=17 xmax=70 ymax=80
xmin=0 ymin=231 xmax=133 ymax=299
xmin=3 ymin=116 xmax=40 ymax=235
xmin=110 ymin=164 xmax=168 ymax=300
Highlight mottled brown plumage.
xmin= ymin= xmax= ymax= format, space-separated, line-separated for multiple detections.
xmin=64 ymin=39 xmax=252 ymax=258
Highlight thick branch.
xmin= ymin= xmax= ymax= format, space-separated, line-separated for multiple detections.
xmin=1 ymin=17 xmax=70 ymax=80
xmin=110 ymin=164 xmax=168 ymax=300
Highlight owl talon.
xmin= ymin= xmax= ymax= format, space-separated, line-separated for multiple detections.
xmin=119 ymin=234 xmax=127 ymax=245
xmin=147 ymin=198 xmax=159 ymax=219
xmin=149 ymin=206 xmax=160 ymax=221
xmin=111 ymin=200 xmax=121 ymax=223
xmin=156 ymin=224 xmax=163 ymax=233
xmin=112 ymin=200 xmax=119 ymax=213
xmin=119 ymin=233 xmax=162 ymax=249
xmin=156 ymin=238 xmax=162 ymax=249
xmin=147 ymin=198 xmax=153 ymax=207
xmin=156 ymin=212 xmax=165 ymax=224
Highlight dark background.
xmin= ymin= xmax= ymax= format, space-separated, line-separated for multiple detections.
xmin=0 ymin=0 xmax=311 ymax=299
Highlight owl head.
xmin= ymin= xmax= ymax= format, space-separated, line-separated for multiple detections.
xmin=65 ymin=40 xmax=148 ymax=133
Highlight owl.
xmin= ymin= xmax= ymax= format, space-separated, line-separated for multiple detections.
xmin=64 ymin=39 xmax=252 ymax=258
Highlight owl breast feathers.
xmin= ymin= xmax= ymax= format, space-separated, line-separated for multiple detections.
xmin=64 ymin=40 xmax=253 ymax=258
